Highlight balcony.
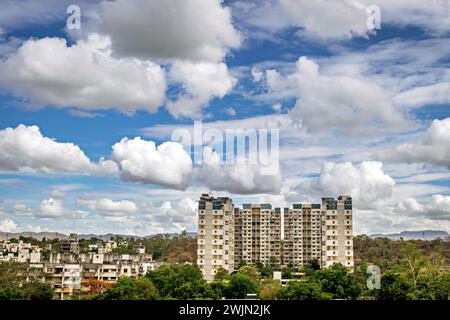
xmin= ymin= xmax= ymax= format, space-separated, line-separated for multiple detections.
xmin=212 ymin=260 xmax=223 ymax=266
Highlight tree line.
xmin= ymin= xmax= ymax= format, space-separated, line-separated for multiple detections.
xmin=0 ymin=236 xmax=448 ymax=300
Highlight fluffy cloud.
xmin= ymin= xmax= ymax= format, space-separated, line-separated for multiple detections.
xmin=265 ymin=57 xmax=405 ymax=134
xmin=10 ymin=198 xmax=87 ymax=219
xmin=39 ymin=198 xmax=66 ymax=218
xmin=78 ymin=198 xmax=138 ymax=217
xmin=397 ymin=195 xmax=450 ymax=220
xmin=394 ymin=82 xmax=450 ymax=109
xmin=99 ymin=0 xmax=241 ymax=62
xmin=286 ymin=161 xmax=395 ymax=209
xmin=377 ymin=117 xmax=450 ymax=168
xmin=320 ymin=161 xmax=395 ymax=208
xmin=139 ymin=197 xmax=198 ymax=234
xmin=111 ymin=137 xmax=193 ymax=189
xmin=0 ymin=124 xmax=117 ymax=175
xmin=194 ymin=147 xmax=282 ymax=194
xmin=0 ymin=34 xmax=166 ymax=113
xmin=278 ymin=0 xmax=450 ymax=39
xmin=0 ymin=219 xmax=17 ymax=232
xmin=280 ymin=0 xmax=371 ymax=39
xmin=167 ymin=61 xmax=237 ymax=119
xmin=0 ymin=124 xmax=199 ymax=189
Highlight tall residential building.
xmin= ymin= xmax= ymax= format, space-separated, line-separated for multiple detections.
xmin=283 ymin=196 xmax=354 ymax=269
xmin=234 ymin=204 xmax=282 ymax=267
xmin=321 ymin=196 xmax=354 ymax=268
xmin=197 ymin=194 xmax=235 ymax=282
xmin=197 ymin=194 xmax=353 ymax=281
xmin=283 ymin=203 xmax=323 ymax=267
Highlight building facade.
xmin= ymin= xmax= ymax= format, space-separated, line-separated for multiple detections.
xmin=197 ymin=194 xmax=354 ymax=281
xmin=234 ymin=204 xmax=282 ymax=267
xmin=321 ymin=196 xmax=354 ymax=268
xmin=197 ymin=194 xmax=235 ymax=282
xmin=283 ymin=203 xmax=323 ymax=267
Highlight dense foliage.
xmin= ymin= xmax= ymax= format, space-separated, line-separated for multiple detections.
xmin=0 ymin=236 xmax=448 ymax=300
xmin=0 ymin=262 xmax=54 ymax=300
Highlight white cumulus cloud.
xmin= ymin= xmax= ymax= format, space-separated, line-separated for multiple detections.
xmin=0 ymin=124 xmax=117 ymax=175
xmin=397 ymin=194 xmax=450 ymax=220
xmin=279 ymin=0 xmax=450 ymax=39
xmin=377 ymin=117 xmax=450 ymax=168
xmin=111 ymin=137 xmax=193 ymax=189
xmin=99 ymin=0 xmax=241 ymax=62
xmin=319 ymin=161 xmax=395 ymax=208
xmin=39 ymin=198 xmax=66 ymax=218
xmin=167 ymin=61 xmax=237 ymax=119
xmin=0 ymin=34 xmax=166 ymax=113
xmin=286 ymin=161 xmax=395 ymax=209
xmin=78 ymin=198 xmax=138 ymax=217
xmin=194 ymin=147 xmax=282 ymax=194
xmin=0 ymin=219 xmax=17 ymax=232
xmin=265 ymin=57 xmax=406 ymax=134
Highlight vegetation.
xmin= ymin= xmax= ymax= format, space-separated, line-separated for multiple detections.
xmin=0 ymin=262 xmax=54 ymax=300
xmin=0 ymin=235 xmax=448 ymax=300
xmin=140 ymin=231 xmax=196 ymax=263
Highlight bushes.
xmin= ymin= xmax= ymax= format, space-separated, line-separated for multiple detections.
xmin=283 ymin=280 xmax=332 ymax=300
xmin=0 ymin=282 xmax=54 ymax=300
xmin=96 ymin=277 xmax=158 ymax=300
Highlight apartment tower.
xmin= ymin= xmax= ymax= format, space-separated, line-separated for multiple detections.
xmin=321 ymin=196 xmax=354 ymax=268
xmin=197 ymin=194 xmax=235 ymax=282
xmin=197 ymin=194 xmax=353 ymax=280
xmin=234 ymin=204 xmax=282 ymax=267
xmin=283 ymin=203 xmax=322 ymax=267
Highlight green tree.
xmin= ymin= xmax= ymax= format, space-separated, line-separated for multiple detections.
xmin=281 ymin=267 xmax=299 ymax=279
xmin=312 ymin=263 xmax=362 ymax=299
xmin=97 ymin=277 xmax=158 ymax=300
xmin=0 ymin=287 xmax=24 ymax=300
xmin=400 ymin=243 xmax=427 ymax=290
xmin=303 ymin=259 xmax=321 ymax=276
xmin=224 ymin=273 xmax=259 ymax=299
xmin=259 ymin=280 xmax=283 ymax=300
xmin=236 ymin=265 xmax=260 ymax=283
xmin=22 ymin=282 xmax=54 ymax=300
xmin=146 ymin=264 xmax=214 ymax=299
xmin=283 ymin=280 xmax=332 ymax=300
xmin=375 ymin=271 xmax=411 ymax=300
xmin=213 ymin=268 xmax=229 ymax=282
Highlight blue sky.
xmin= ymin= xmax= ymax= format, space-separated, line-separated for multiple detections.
xmin=0 ymin=0 xmax=449 ymax=236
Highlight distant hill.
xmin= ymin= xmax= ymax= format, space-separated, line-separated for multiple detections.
xmin=0 ymin=231 xmax=67 ymax=241
xmin=145 ymin=232 xmax=197 ymax=239
xmin=78 ymin=233 xmax=145 ymax=241
xmin=369 ymin=230 xmax=449 ymax=240
xmin=0 ymin=231 xmax=196 ymax=241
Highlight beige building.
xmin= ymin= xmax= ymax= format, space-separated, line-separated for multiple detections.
xmin=197 ymin=194 xmax=353 ymax=280
xmin=234 ymin=204 xmax=282 ymax=267
xmin=283 ymin=203 xmax=323 ymax=267
xmin=321 ymin=196 xmax=354 ymax=268
xmin=197 ymin=194 xmax=235 ymax=282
